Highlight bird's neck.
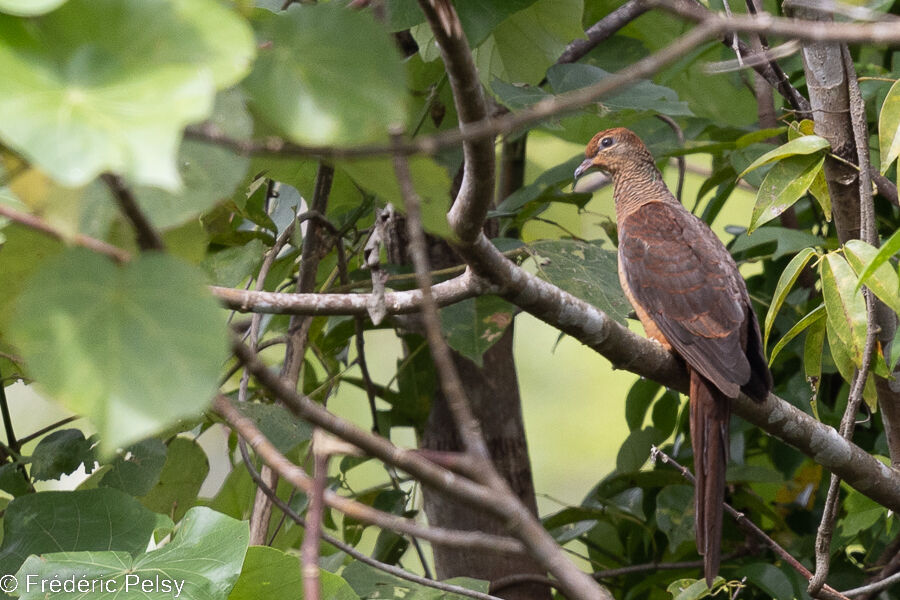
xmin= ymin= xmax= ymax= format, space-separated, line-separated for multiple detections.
xmin=612 ymin=162 xmax=675 ymax=220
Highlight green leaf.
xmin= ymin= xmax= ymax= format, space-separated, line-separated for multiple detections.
xmin=878 ymin=78 xmax=900 ymax=172
xmin=470 ymin=0 xmax=584 ymax=85
xmin=230 ymin=402 xmax=313 ymax=455
xmin=0 ymin=488 xmax=172 ymax=590
xmin=738 ymin=136 xmax=830 ymax=178
xmin=244 ymin=4 xmax=405 ymax=145
xmin=845 ymin=239 xmax=900 ymax=316
xmin=547 ymin=64 xmax=693 ymax=116
xmin=456 ymin=0 xmax=539 ymax=48
xmin=729 ymin=227 xmax=824 ymax=261
xmin=625 ymin=379 xmax=661 ymax=432
xmin=15 ymin=507 xmax=248 ymax=600
xmin=439 ymin=296 xmax=514 ymax=367
xmin=0 ymin=0 xmax=254 ymax=189
xmin=769 ymin=304 xmax=825 ymax=366
xmin=651 ymin=391 xmax=680 ymax=438
xmin=656 ymin=485 xmax=695 ymax=552
xmin=229 ymin=546 xmax=359 ymax=600
xmin=99 ymin=438 xmax=167 ymax=497
xmin=821 ymin=253 xmax=868 ymax=369
xmin=530 ymin=239 xmax=631 ymax=324
xmin=749 ymin=154 xmax=824 ymax=233
xmin=854 ymin=228 xmax=900 ymax=293
xmin=132 ymin=91 xmax=252 ymax=229
xmin=394 ymin=336 xmax=435 ymax=427
xmin=10 ymin=250 xmax=227 ymax=452
xmin=667 ymin=577 xmax=723 ymax=600
xmin=764 ymin=247 xmax=817 ymax=348
xmin=0 ymin=0 xmax=67 ymax=16
xmin=826 ymin=319 xmax=878 ymax=409
xmin=30 ymin=429 xmax=94 ymax=481
xmin=342 ymin=561 xmax=488 ymax=600
xmin=204 ymin=238 xmax=268 ymax=288
xmin=140 ymin=437 xmax=209 ymax=522
xmin=743 ymin=564 xmax=793 ymax=600
xmin=0 ymin=463 xmax=30 ymax=497
xmin=616 ymin=427 xmax=664 ymax=473
xmin=337 ymin=158 xmax=451 ymax=239
xmin=0 ymin=225 xmax=64 ymax=338
xmin=808 ymin=165 xmax=832 ymax=221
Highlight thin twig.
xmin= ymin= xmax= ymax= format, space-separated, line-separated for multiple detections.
xmin=302 ymin=443 xmax=328 ymax=600
xmin=17 ymin=416 xmax=80 ymax=447
xmin=214 ymin=394 xmax=525 ymax=554
xmin=0 ymin=204 xmax=131 ymax=263
xmin=843 ymin=568 xmax=900 ymax=597
xmin=101 ymin=173 xmax=165 ymax=251
xmin=652 ymin=447 xmax=850 ymax=600
xmin=655 ymin=115 xmax=685 ymax=204
xmin=234 ymin=436 xmax=504 ymax=600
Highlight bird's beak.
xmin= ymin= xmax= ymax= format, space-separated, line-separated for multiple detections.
xmin=574 ymin=158 xmax=595 ymax=181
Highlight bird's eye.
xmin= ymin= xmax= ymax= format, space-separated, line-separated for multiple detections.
xmin=600 ymin=137 xmax=614 ymax=148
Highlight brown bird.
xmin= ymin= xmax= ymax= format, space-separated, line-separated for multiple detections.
xmin=574 ymin=128 xmax=772 ymax=586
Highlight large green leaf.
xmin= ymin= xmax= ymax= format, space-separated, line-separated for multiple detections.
xmin=529 ymin=239 xmax=631 ymax=324
xmin=229 ymin=546 xmax=359 ymax=600
xmin=230 ymin=403 xmax=313 ymax=455
xmin=655 ymin=485 xmax=694 ymax=552
xmin=244 ymin=3 xmax=405 ymax=145
xmin=749 ymin=154 xmax=824 ymax=233
xmin=140 ymin=437 xmax=209 ymax=522
xmin=0 ymin=225 xmax=64 ymax=337
xmin=132 ymin=91 xmax=252 ymax=230
xmin=15 ymin=507 xmax=248 ymax=600
xmin=9 ymin=250 xmax=227 ymax=451
xmin=439 ymin=296 xmax=514 ymax=367
xmin=769 ymin=304 xmax=825 ymax=366
xmin=821 ymin=253 xmax=868 ymax=369
xmin=0 ymin=488 xmax=172 ymax=597
xmin=470 ymin=0 xmax=584 ymax=85
xmin=547 ymin=64 xmax=692 ymax=117
xmin=743 ymin=564 xmax=793 ymax=600
xmin=99 ymin=438 xmax=167 ymax=497
xmin=738 ymin=136 xmax=830 ymax=178
xmin=0 ymin=0 xmax=254 ymax=189
xmin=844 ymin=239 xmax=900 ymax=316
xmin=854 ymin=227 xmax=900 ymax=292
xmin=878 ymin=78 xmax=900 ymax=173
xmin=29 ymin=429 xmax=95 ymax=481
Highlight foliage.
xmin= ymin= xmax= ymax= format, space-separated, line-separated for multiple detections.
xmin=0 ymin=1 xmax=899 ymax=600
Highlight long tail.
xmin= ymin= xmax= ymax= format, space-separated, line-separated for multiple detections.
xmin=689 ymin=367 xmax=730 ymax=588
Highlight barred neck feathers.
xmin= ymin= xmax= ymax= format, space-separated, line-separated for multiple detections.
xmin=612 ymin=160 xmax=675 ymax=218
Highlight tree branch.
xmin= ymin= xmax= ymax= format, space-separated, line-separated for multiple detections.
xmin=101 ymin=173 xmax=165 ymax=251
xmin=210 ymin=270 xmax=495 ymax=316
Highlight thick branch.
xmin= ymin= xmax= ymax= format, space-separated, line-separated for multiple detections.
xmin=455 ymin=235 xmax=900 ymax=512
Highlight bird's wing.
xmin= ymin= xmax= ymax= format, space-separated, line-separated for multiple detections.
xmin=619 ymin=201 xmax=751 ymax=396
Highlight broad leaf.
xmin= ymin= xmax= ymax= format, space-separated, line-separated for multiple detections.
xmin=743 ymin=564 xmax=793 ymax=600
xmin=0 ymin=488 xmax=172 ymax=594
xmin=439 ymin=296 xmax=514 ymax=367
xmin=244 ymin=4 xmax=405 ymax=145
xmin=821 ymin=253 xmax=868 ymax=369
xmin=29 ymin=429 xmax=94 ymax=481
xmin=0 ymin=0 xmax=254 ymax=189
xmin=625 ymin=379 xmax=661 ymax=432
xmin=10 ymin=250 xmax=227 ymax=451
xmin=729 ymin=227 xmax=823 ymax=261
xmin=616 ymin=427 xmax=664 ymax=473
xmin=230 ymin=402 xmax=313 ymax=455
xmin=879 ymin=78 xmax=900 ymax=172
xmin=749 ymin=154 xmax=824 ymax=233
xmin=547 ymin=64 xmax=692 ymax=116
xmin=764 ymin=247 xmax=817 ymax=347
xmin=229 ymin=546 xmax=359 ymax=600
xmin=15 ymin=507 xmax=248 ymax=600
xmin=667 ymin=577 xmax=723 ymax=600
xmin=656 ymin=485 xmax=694 ymax=552
xmin=854 ymin=228 xmax=900 ymax=292
xmin=738 ymin=135 xmax=830 ymax=178
xmin=530 ymin=239 xmax=631 ymax=324
xmin=845 ymin=239 xmax=900 ymax=316
xmin=99 ymin=438 xmax=167 ymax=497
xmin=140 ymin=437 xmax=209 ymax=522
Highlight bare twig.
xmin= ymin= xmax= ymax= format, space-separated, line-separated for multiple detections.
xmin=556 ymin=0 xmax=653 ymax=65
xmin=652 ymin=447 xmax=850 ymax=600
xmin=0 ymin=204 xmax=131 ymax=263
xmin=214 ymin=395 xmax=525 ymax=554
xmin=843 ymin=568 xmax=900 ymax=597
xmin=210 ymin=270 xmax=496 ymax=316
xmin=655 ymin=115 xmax=685 ymax=204
xmin=101 ymin=173 xmax=165 ymax=251
xmin=302 ymin=440 xmax=328 ymax=600
xmin=234 ymin=435 xmax=505 ymax=600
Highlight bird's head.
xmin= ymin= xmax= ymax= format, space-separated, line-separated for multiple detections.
xmin=574 ymin=127 xmax=655 ymax=181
